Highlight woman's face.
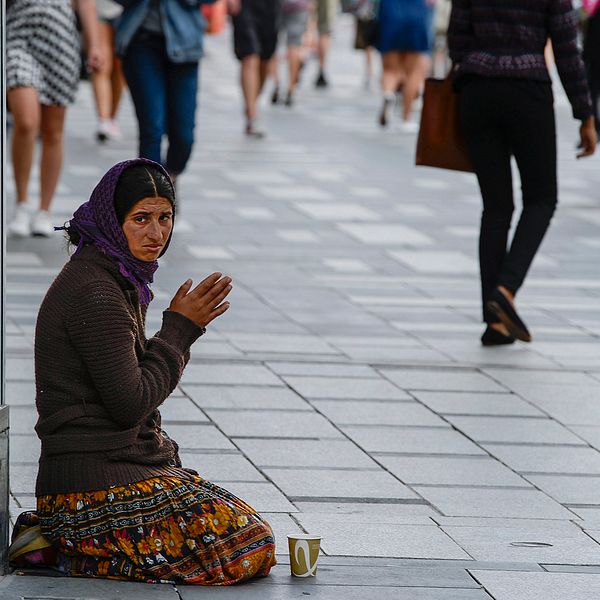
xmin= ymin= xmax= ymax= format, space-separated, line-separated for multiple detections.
xmin=122 ymin=197 xmax=174 ymax=261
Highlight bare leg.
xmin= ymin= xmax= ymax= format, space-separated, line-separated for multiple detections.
xmin=91 ymin=22 xmax=114 ymax=122
xmin=241 ymin=54 xmax=260 ymax=121
xmin=400 ymin=52 xmax=430 ymax=122
xmin=258 ymin=59 xmax=270 ymax=93
xmin=380 ymin=52 xmax=403 ymax=95
xmin=287 ymin=45 xmax=301 ymax=93
xmin=318 ymin=33 xmax=330 ymax=73
xmin=270 ymin=54 xmax=280 ymax=103
xmin=7 ymin=87 xmax=41 ymax=204
xmin=110 ymin=57 xmax=126 ymax=119
xmin=379 ymin=52 xmax=403 ymax=125
xmin=39 ymin=105 xmax=66 ymax=212
xmin=365 ymin=46 xmax=373 ymax=83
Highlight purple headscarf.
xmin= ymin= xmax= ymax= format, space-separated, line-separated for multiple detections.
xmin=66 ymin=158 xmax=175 ymax=305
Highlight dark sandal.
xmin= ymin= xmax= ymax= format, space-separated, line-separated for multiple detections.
xmin=486 ymin=288 xmax=532 ymax=342
xmin=481 ymin=325 xmax=516 ymax=347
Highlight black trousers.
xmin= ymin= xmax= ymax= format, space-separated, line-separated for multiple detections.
xmin=584 ymin=12 xmax=600 ymax=131
xmin=459 ymin=77 xmax=557 ymax=323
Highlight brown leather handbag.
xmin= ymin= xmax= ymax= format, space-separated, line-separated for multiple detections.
xmin=415 ymin=73 xmax=474 ymax=173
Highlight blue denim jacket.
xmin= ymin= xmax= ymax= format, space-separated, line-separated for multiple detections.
xmin=115 ymin=0 xmax=215 ymax=63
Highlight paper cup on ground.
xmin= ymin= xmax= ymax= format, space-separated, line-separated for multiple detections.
xmin=287 ymin=534 xmax=321 ymax=577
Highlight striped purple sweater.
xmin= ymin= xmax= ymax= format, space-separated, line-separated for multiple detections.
xmin=448 ymin=0 xmax=593 ymax=120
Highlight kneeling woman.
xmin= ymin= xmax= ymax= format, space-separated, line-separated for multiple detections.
xmin=25 ymin=159 xmax=275 ymax=584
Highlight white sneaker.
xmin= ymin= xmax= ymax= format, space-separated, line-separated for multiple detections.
xmin=398 ymin=120 xmax=419 ymax=134
xmin=30 ymin=210 xmax=54 ymax=237
xmin=96 ymin=119 xmax=112 ymax=143
xmin=8 ymin=204 xmax=32 ymax=238
xmin=108 ymin=119 xmax=123 ymax=140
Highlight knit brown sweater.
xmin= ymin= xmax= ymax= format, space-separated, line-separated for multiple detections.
xmin=34 ymin=245 xmax=204 ymax=496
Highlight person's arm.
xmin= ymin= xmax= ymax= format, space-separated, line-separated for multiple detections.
xmin=549 ymin=0 xmax=595 ymax=120
xmin=74 ymin=0 xmax=103 ymax=72
xmin=66 ymin=280 xmax=204 ymax=429
xmin=447 ymin=0 xmax=473 ymax=64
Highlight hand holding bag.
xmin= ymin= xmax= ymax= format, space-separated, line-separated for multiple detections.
xmin=415 ymin=71 xmax=474 ymax=173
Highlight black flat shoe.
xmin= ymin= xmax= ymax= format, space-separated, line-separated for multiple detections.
xmin=481 ymin=326 xmax=515 ymax=347
xmin=486 ymin=288 xmax=532 ymax=342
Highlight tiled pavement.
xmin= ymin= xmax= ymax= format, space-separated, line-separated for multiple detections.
xmin=3 ymin=16 xmax=600 ymax=600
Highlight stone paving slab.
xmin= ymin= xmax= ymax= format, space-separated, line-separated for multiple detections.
xmin=343 ymin=426 xmax=486 ymax=455
xmin=0 ymin=576 xmax=180 ymax=599
xmin=379 ymin=456 xmax=530 ymax=487
xmin=415 ymin=487 xmax=574 ymax=519
xmin=412 ymin=391 xmax=545 ymax=417
xmin=442 ymin=524 xmax=600 ymax=564
xmin=525 ymin=474 xmax=600 ymax=505
xmin=264 ymin=361 xmax=380 ymax=378
xmin=181 ymin=363 xmax=284 ymax=386
xmin=294 ymin=502 xmax=439 ymax=518
xmin=292 ymin=516 xmax=472 ymax=560
xmin=179 ymin=453 xmax=266 ymax=482
xmin=180 ymin=384 xmax=312 ymax=411
xmin=179 ymin=583 xmax=490 ymax=600
xmin=205 ymin=409 xmax=344 ymax=439
xmin=283 ymin=376 xmax=411 ymax=400
xmin=379 ymin=368 xmax=506 ymax=393
xmin=263 ymin=467 xmax=418 ymax=501
xmin=446 ymin=416 xmax=584 ymax=445
xmin=161 ymin=424 xmax=236 ymax=451
xmin=235 ymin=438 xmax=379 ymax=469
xmin=470 ymin=570 xmax=600 ymax=600
xmin=256 ymin=563 xmax=481 ymax=588
xmin=311 ymin=399 xmax=449 ymax=427
xmin=483 ymin=445 xmax=600 ymax=475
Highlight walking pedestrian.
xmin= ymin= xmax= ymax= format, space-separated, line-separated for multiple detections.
xmin=314 ymin=0 xmax=338 ymax=87
xmin=229 ymin=0 xmax=281 ymax=136
xmin=448 ymin=0 xmax=597 ymax=346
xmin=92 ymin=0 xmax=126 ymax=143
xmin=6 ymin=0 xmax=102 ymax=238
xmin=377 ymin=0 xmax=435 ymax=131
xmin=353 ymin=0 xmax=378 ymax=89
xmin=115 ymin=0 xmax=211 ymax=183
xmin=273 ymin=0 xmax=310 ymax=106
xmin=9 ymin=159 xmax=277 ymax=584
xmin=583 ymin=0 xmax=600 ymax=133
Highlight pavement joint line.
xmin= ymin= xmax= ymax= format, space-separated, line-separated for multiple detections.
xmin=337 ymin=424 xmax=453 ymax=430
xmin=205 ymin=407 xmax=320 ymax=413
xmin=521 ymin=472 xmax=600 ymax=478
xmin=482 ymin=441 xmax=592 ymax=448
xmin=410 ymin=484 xmax=534 ymax=491
xmin=260 ymin=465 xmax=383 ymax=472
xmin=370 ymin=452 xmax=491 ymax=458
xmin=229 ymin=435 xmax=326 ymax=441
xmin=287 ymin=496 xmax=431 ymax=505
xmin=175 ymin=448 xmax=241 ymax=455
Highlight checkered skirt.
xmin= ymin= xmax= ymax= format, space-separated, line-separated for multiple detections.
xmin=6 ymin=0 xmax=81 ymax=106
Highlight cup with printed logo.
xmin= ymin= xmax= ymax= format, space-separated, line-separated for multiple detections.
xmin=287 ymin=534 xmax=321 ymax=577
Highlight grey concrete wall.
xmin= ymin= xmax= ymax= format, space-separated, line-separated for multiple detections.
xmin=0 ymin=406 xmax=8 ymax=574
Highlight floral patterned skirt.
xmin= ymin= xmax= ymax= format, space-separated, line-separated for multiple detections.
xmin=36 ymin=475 xmax=276 ymax=585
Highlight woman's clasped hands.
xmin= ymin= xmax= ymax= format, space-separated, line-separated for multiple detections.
xmin=169 ymin=273 xmax=233 ymax=328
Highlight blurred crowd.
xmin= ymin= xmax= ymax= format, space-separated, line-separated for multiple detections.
xmin=4 ymin=0 xmax=600 ymax=240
